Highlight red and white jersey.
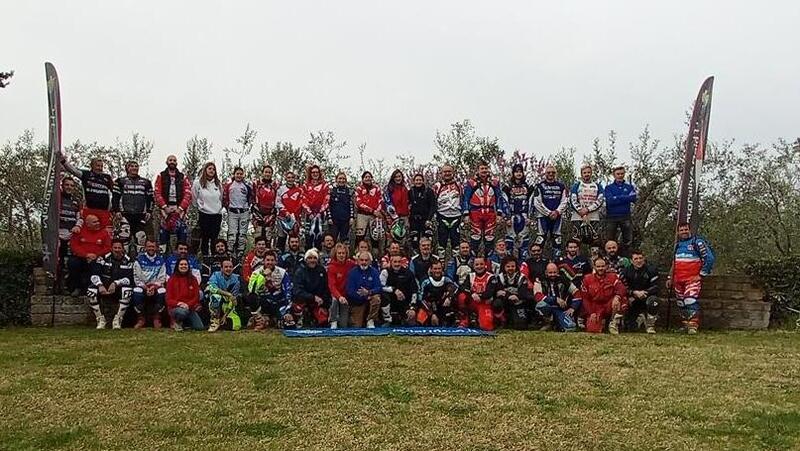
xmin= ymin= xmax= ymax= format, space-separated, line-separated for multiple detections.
xmin=276 ymin=184 xmax=303 ymax=216
xmin=432 ymin=181 xmax=463 ymax=218
xmin=302 ymin=181 xmax=330 ymax=215
xmin=355 ymin=183 xmax=383 ymax=215
xmin=253 ymin=179 xmax=278 ymax=214
xmin=467 ymin=271 xmax=493 ymax=296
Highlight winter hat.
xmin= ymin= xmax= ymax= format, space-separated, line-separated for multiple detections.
xmin=304 ymin=248 xmax=320 ymax=260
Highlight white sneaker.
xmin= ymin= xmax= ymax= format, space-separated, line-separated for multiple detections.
xmin=330 ymin=321 xmax=338 ymax=329
xmin=96 ymin=316 xmax=107 ymax=330
xmin=173 ymin=321 xmax=183 ymax=332
xmin=208 ymin=318 xmax=220 ymax=333
xmin=608 ymin=314 xmax=623 ymax=335
xmin=366 ymin=320 xmax=375 ymax=329
xmin=112 ymin=314 xmax=123 ymax=330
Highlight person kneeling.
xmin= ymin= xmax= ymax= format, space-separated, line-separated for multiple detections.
xmin=291 ymin=249 xmax=331 ymax=328
xmin=345 ymin=251 xmax=383 ymax=328
xmin=534 ymin=263 xmax=581 ymax=332
xmin=493 ymin=256 xmax=534 ymax=329
xmin=380 ymin=254 xmax=419 ymax=325
xmin=580 ymin=257 xmax=628 ymax=334
xmin=245 ymin=251 xmax=294 ymax=330
xmin=88 ymin=239 xmax=134 ymax=330
xmin=206 ymin=258 xmax=242 ymax=332
xmin=132 ymin=239 xmax=167 ymax=329
xmin=166 ymin=258 xmax=205 ymax=331
xmin=416 ymin=260 xmax=457 ymax=326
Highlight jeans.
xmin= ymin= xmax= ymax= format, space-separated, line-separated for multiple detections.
xmin=198 ymin=212 xmax=222 ymax=257
xmin=169 ymin=307 xmax=205 ymax=330
xmin=329 ymin=298 xmax=350 ymax=327
xmin=159 ymin=222 xmax=188 ymax=252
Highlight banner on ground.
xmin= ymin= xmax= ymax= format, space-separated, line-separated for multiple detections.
xmin=283 ymin=327 xmax=495 ymax=338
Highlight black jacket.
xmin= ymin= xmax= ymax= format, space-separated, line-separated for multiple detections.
xmin=293 ymin=263 xmax=330 ymax=302
xmin=409 ymin=186 xmax=436 ymax=222
xmin=620 ymin=264 xmax=659 ymax=296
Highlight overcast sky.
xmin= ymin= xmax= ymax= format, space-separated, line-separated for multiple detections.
xmin=3 ymin=1 xmax=798 ymax=170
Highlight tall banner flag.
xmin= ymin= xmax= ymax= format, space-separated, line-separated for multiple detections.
xmin=42 ymin=62 xmax=62 ymax=279
xmin=676 ymin=76 xmax=714 ymax=232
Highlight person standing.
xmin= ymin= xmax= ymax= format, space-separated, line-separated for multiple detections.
xmin=301 ymin=165 xmax=330 ymax=250
xmin=328 ymin=172 xmax=355 ymax=245
xmin=354 ymin=171 xmax=385 ymax=254
xmin=275 ymin=171 xmax=303 ymax=252
xmin=667 ymin=222 xmax=716 ymax=334
xmin=113 ymin=160 xmax=154 ymax=255
xmin=462 ymin=161 xmax=506 ymax=254
xmin=252 ymin=165 xmax=279 ymax=245
xmin=432 ymin=164 xmax=464 ymax=260
xmin=604 ymin=165 xmax=637 ymax=255
xmin=154 ymin=155 xmax=192 ymax=252
xmin=384 ymin=169 xmax=410 ymax=249
xmin=532 ymin=165 xmax=569 ymax=258
xmin=59 ymin=176 xmax=82 ymax=288
xmin=408 ymin=173 xmax=436 ymax=252
xmin=192 ymin=162 xmax=224 ymax=258
xmin=502 ymin=163 xmax=534 ymax=259
xmin=569 ymin=164 xmax=605 ymax=256
xmin=223 ymin=167 xmax=253 ymax=259
xmin=61 ymin=156 xmax=114 ymax=230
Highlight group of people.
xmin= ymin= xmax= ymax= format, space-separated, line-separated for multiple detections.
xmin=58 ymin=155 xmax=715 ymax=334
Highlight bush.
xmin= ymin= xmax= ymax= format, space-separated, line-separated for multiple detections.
xmin=742 ymin=255 xmax=800 ymax=327
xmin=0 ymin=249 xmax=40 ymax=326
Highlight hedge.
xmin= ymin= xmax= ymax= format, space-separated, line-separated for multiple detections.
xmin=0 ymin=250 xmax=40 ymax=326
xmin=742 ymin=255 xmax=800 ymax=327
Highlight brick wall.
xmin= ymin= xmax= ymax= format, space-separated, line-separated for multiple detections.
xmin=30 ymin=268 xmax=771 ymax=330
xmin=656 ymin=274 xmax=770 ymax=330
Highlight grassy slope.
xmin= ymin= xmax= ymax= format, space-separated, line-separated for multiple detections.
xmin=0 ymin=328 xmax=799 ymax=451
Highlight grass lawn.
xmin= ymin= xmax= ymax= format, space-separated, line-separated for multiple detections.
xmin=0 ymin=328 xmax=799 ymax=450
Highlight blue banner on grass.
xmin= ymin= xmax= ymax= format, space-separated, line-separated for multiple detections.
xmin=283 ymin=327 xmax=494 ymax=338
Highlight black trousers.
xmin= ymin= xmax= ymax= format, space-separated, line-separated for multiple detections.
xmin=198 ymin=212 xmax=223 ymax=256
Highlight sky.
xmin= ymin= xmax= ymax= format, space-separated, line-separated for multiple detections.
xmin=2 ymin=0 xmax=799 ymax=171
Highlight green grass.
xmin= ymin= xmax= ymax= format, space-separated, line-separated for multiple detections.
xmin=1 ymin=329 xmax=799 ymax=450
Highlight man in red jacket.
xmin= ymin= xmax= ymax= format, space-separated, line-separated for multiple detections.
xmin=580 ymin=257 xmax=628 ymax=334
xmin=67 ymin=215 xmax=112 ymax=296
xmin=154 ymin=155 xmax=192 ymax=253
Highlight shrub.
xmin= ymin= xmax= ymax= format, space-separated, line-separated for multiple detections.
xmin=0 ymin=249 xmax=40 ymax=326
xmin=742 ymin=255 xmax=800 ymax=327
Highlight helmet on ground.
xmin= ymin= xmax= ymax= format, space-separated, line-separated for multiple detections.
xmin=390 ymin=220 xmax=407 ymax=241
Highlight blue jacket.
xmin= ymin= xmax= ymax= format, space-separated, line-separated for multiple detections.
xmin=207 ymin=271 xmax=242 ymax=297
xmin=604 ymin=181 xmax=637 ymax=218
xmin=345 ymin=265 xmax=383 ymax=306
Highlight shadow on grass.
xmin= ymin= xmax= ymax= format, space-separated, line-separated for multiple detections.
xmin=0 ymin=426 xmax=97 ymax=450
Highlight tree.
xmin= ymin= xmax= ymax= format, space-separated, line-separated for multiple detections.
xmin=182 ymin=135 xmax=212 ymax=181
xmin=433 ymin=120 xmax=505 ymax=179
xmin=0 ymin=130 xmax=49 ymax=249
xmin=251 ymin=141 xmax=305 ymax=181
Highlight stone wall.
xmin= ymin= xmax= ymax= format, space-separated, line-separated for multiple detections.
xmin=656 ymin=274 xmax=770 ymax=330
xmin=30 ymin=268 xmax=770 ymax=330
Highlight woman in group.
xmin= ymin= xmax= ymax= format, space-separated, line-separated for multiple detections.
xmin=192 ymin=162 xmax=224 ymax=257
xmin=384 ymin=169 xmax=410 ymax=249
xmin=166 ymin=258 xmax=205 ymax=331
xmin=327 ymin=243 xmax=355 ymax=329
